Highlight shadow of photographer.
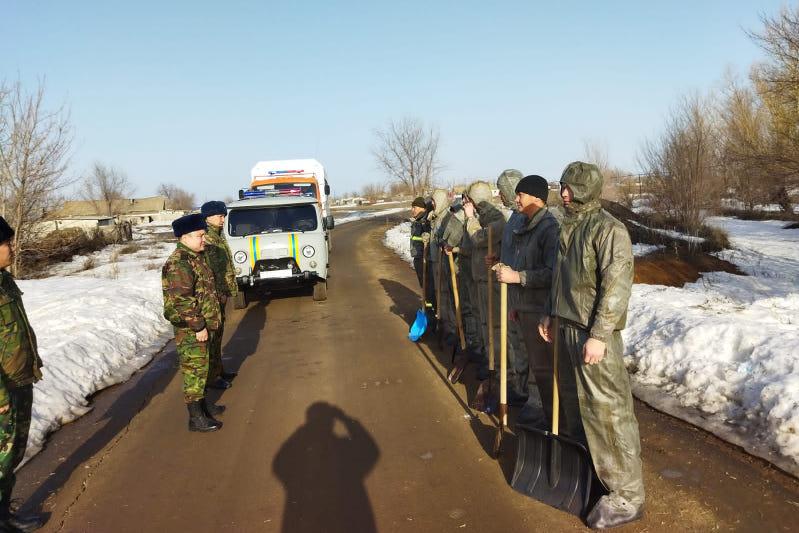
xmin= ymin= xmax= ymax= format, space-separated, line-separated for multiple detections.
xmin=272 ymin=402 xmax=380 ymax=533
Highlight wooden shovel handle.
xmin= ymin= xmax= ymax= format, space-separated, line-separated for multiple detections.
xmin=448 ymin=253 xmax=466 ymax=350
xmin=500 ymin=281 xmax=508 ymax=428
xmin=487 ymin=226 xmax=494 ymax=371
xmin=421 ymin=243 xmax=428 ymax=309
xmin=552 ymin=317 xmax=560 ymax=436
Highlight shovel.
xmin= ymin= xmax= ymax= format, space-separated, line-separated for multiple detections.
xmin=408 ymin=242 xmax=428 ymax=342
xmin=446 ymin=251 xmax=468 ymax=383
xmin=435 ymin=251 xmax=444 ymax=349
xmin=473 ymin=227 xmax=498 ymax=412
xmin=492 ymin=279 xmax=508 ymax=457
xmin=510 ymin=318 xmax=595 ymax=517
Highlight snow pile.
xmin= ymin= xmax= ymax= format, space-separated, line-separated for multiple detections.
xmin=631 ymin=244 xmax=664 ymax=257
xmin=335 ymin=207 xmax=406 ymax=225
xmin=384 ymin=222 xmax=414 ymax=265
xmin=624 ymin=217 xmax=799 ymax=475
xmin=629 ymin=220 xmax=706 ymax=244
xmin=20 ymin=228 xmax=175 ymax=462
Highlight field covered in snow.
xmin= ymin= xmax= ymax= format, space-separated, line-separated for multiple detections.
xmin=384 ymin=215 xmax=799 ymax=476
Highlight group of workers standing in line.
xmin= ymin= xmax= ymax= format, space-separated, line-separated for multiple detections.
xmin=161 ymin=201 xmax=240 ymax=433
xmin=409 ymin=161 xmax=645 ymax=530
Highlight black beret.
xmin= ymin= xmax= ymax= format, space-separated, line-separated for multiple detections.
xmin=515 ymin=175 xmax=550 ymax=204
xmin=0 ymin=216 xmax=13 ymax=244
xmin=172 ymin=213 xmax=207 ymax=238
xmin=200 ymin=201 xmax=227 ymax=217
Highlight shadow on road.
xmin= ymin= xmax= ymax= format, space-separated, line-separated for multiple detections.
xmin=19 ymin=347 xmax=178 ymax=520
xmin=377 ymin=277 xmax=519 ymax=481
xmin=272 ymin=402 xmax=379 ymax=533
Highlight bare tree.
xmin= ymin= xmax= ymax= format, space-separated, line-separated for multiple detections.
xmin=372 ymin=117 xmax=441 ymax=196
xmin=158 ymin=183 xmax=196 ymax=211
xmin=746 ymin=5 xmax=799 ymax=210
xmin=640 ymin=93 xmax=724 ymax=231
xmin=361 ymin=182 xmax=385 ymax=202
xmin=0 ymin=81 xmax=73 ymax=275
xmin=582 ymin=139 xmax=627 ymax=201
xmin=82 ymin=162 xmax=135 ymax=216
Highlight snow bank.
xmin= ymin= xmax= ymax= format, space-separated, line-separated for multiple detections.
xmin=625 ymin=217 xmax=799 ymax=475
xmin=384 ymin=222 xmax=414 ymax=265
xmin=20 ymin=229 xmax=174 ymax=462
xmin=383 ymin=216 xmax=799 ymax=475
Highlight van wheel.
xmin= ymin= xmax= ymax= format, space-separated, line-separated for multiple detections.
xmin=313 ymin=282 xmax=328 ymax=302
xmin=232 ymin=290 xmax=248 ymax=309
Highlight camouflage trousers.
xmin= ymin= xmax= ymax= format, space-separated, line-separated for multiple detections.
xmin=175 ymin=327 xmax=217 ymax=403
xmin=557 ymin=322 xmax=645 ymax=506
xmin=208 ymin=299 xmax=227 ymax=381
xmin=0 ymin=384 xmax=32 ymax=505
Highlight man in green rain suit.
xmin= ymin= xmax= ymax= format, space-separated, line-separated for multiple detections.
xmin=539 ymin=162 xmax=644 ymax=529
xmin=201 ymin=201 xmax=239 ymax=390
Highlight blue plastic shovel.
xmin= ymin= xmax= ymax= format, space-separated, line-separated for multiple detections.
xmin=409 ymin=243 xmax=429 ymax=342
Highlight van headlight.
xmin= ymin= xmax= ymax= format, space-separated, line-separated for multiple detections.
xmin=234 ymin=251 xmax=248 ymax=264
xmin=302 ymin=245 xmax=315 ymax=258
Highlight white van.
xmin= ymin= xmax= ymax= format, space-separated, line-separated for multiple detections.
xmin=225 ymin=194 xmax=334 ymax=307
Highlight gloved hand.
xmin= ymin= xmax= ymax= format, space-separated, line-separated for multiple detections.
xmin=421 ymin=232 xmax=430 ymax=245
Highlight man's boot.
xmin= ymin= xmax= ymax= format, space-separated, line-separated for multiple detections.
xmin=203 ymin=398 xmax=225 ymax=421
xmin=586 ymin=494 xmax=643 ymax=530
xmin=207 ymin=377 xmax=232 ymax=390
xmin=0 ymin=501 xmax=43 ymax=533
xmin=221 ymin=369 xmax=237 ymax=380
xmin=187 ymin=400 xmax=222 ymax=432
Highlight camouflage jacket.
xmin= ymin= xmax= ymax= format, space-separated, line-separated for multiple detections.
xmin=203 ymin=224 xmax=238 ymax=297
xmin=0 ymin=270 xmax=43 ymax=406
xmin=162 ymin=243 xmax=222 ymax=332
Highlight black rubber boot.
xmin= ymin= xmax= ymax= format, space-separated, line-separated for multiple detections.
xmin=207 ymin=377 xmax=232 ymax=390
xmin=187 ymin=400 xmax=222 ymax=432
xmin=586 ymin=494 xmax=643 ymax=530
xmin=221 ymin=369 xmax=237 ymax=380
xmin=0 ymin=502 xmax=42 ymax=533
xmin=203 ymin=398 xmax=225 ymax=420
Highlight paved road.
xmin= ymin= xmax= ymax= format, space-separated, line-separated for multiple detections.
xmin=16 ymin=216 xmax=799 ymax=532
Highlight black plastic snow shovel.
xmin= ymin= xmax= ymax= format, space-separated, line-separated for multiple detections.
xmin=510 ymin=319 xmax=595 ymax=518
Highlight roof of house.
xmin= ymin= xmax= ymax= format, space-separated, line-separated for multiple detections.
xmin=54 ymin=196 xmax=168 ymax=217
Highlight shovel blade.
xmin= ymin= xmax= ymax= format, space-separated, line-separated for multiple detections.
xmin=408 ymin=309 xmax=428 ymax=342
xmin=511 ymin=426 xmax=594 ymax=518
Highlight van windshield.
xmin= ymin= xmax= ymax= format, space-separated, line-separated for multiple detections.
xmin=228 ymin=205 xmax=318 ymax=236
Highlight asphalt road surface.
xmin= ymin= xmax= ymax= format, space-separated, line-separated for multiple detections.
xmin=15 ymin=215 xmax=799 ymax=532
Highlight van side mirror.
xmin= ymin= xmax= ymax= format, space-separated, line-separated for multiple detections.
xmin=324 ymin=182 xmax=331 ymax=196
xmin=324 ymin=215 xmax=335 ymax=230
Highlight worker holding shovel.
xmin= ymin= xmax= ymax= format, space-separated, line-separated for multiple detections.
xmin=539 ymin=162 xmax=644 ymax=530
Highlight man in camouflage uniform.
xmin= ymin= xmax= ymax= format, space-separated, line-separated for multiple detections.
xmin=201 ymin=201 xmax=238 ymax=390
xmin=0 ymin=216 xmax=44 ymax=532
xmin=162 ymin=213 xmax=224 ymax=432
xmin=540 ymin=162 xmax=644 ymax=529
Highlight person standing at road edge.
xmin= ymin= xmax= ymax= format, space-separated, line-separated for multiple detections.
xmin=162 ymin=213 xmax=224 ymax=433
xmin=539 ymin=161 xmax=644 ymax=529
xmin=0 ymin=216 xmax=44 ymax=532
xmin=201 ymin=201 xmax=238 ymax=390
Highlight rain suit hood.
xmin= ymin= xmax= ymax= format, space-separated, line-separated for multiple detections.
xmin=496 ymin=169 xmax=523 ymax=208
xmin=431 ymin=189 xmax=449 ymax=218
xmin=560 ymin=161 xmax=603 ymax=213
xmin=466 ymin=181 xmax=493 ymax=215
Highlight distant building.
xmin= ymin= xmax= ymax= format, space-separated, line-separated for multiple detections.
xmin=43 ymin=196 xmax=186 ymax=232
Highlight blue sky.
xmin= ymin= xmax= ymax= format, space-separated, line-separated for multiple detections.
xmin=1 ymin=0 xmax=789 ymax=201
